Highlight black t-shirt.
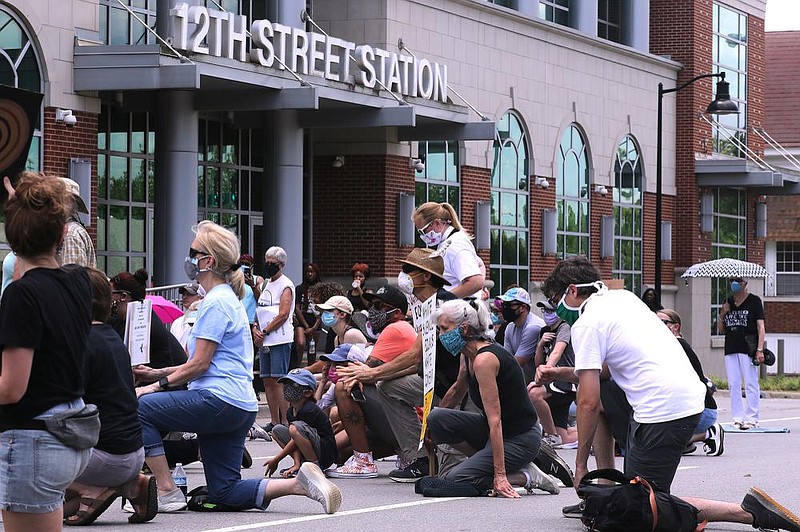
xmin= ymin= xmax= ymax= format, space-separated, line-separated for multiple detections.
xmin=0 ymin=266 xmax=91 ymax=427
xmin=109 ymin=308 xmax=187 ymax=371
xmin=722 ymin=293 xmax=765 ymax=355
xmin=85 ymin=324 xmax=143 ymax=454
xmin=677 ymin=337 xmax=717 ymax=410
xmin=466 ymin=343 xmax=537 ymax=438
xmin=287 ymin=400 xmax=337 ymax=469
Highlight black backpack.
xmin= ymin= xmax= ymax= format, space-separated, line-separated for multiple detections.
xmin=576 ymin=469 xmax=706 ymax=532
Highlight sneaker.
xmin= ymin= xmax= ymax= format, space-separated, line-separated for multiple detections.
xmin=542 ymin=433 xmax=563 ymax=447
xmin=157 ymin=488 xmax=188 ymax=512
xmin=703 ymin=422 xmax=725 ymax=457
xmin=682 ymin=443 xmax=697 ymax=455
xmin=520 ymin=462 xmax=559 ymax=494
xmin=297 ymin=462 xmax=342 ymax=514
xmin=248 ymin=422 xmax=273 ymax=441
xmin=262 ymin=422 xmax=276 ymax=433
xmin=241 ymin=447 xmax=253 ymax=469
xmin=562 ymin=501 xmax=585 ymax=519
xmin=741 ymin=487 xmax=800 ymax=532
xmin=740 ymin=421 xmax=755 ymax=431
xmin=534 ymin=440 xmax=574 ymax=488
xmin=389 ymin=457 xmax=429 ymax=483
xmin=121 ymin=498 xmax=134 ymax=513
xmin=326 ymin=456 xmax=378 ymax=478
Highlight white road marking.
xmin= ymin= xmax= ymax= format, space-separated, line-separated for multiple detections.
xmin=201 ymin=498 xmax=467 ymax=531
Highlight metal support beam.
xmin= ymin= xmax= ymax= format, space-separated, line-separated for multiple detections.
xmin=196 ymin=88 xmax=318 ymax=111
xmin=298 ymin=106 xmax=415 ymax=128
xmin=398 ymin=120 xmax=496 ymax=141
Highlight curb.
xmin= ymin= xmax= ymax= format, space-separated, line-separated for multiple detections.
xmin=715 ymin=389 xmax=800 ymax=399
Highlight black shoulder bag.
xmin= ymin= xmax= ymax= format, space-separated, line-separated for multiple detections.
xmin=576 ymin=468 xmax=706 ymax=532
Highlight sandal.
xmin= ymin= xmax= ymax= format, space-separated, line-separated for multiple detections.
xmin=128 ymin=474 xmax=157 ymax=524
xmin=64 ymin=488 xmax=120 ymax=526
xmin=279 ymin=467 xmax=298 ymax=478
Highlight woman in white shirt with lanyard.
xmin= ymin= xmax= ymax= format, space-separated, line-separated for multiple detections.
xmin=413 ymin=202 xmax=485 ymax=298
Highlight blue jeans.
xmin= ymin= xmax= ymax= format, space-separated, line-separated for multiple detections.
xmin=138 ymin=389 xmax=266 ymax=510
xmin=695 ymin=407 xmax=718 ymax=436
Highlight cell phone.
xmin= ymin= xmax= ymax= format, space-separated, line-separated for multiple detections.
xmin=350 ymin=388 xmax=366 ymax=403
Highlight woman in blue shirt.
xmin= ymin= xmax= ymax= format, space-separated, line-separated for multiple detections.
xmin=134 ymin=221 xmax=341 ymax=515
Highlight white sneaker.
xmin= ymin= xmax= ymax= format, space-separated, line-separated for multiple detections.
xmin=542 ymin=433 xmax=563 ymax=446
xmin=297 ymin=462 xmax=342 ymax=514
xmin=157 ymin=488 xmax=187 ymax=512
xmin=520 ymin=462 xmax=560 ymax=495
xmin=703 ymin=422 xmax=725 ymax=457
xmin=326 ymin=456 xmax=378 ymax=478
xmin=121 ymin=498 xmax=134 ymax=513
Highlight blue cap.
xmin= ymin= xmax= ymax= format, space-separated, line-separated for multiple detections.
xmin=278 ymin=368 xmax=317 ymax=389
xmin=319 ymin=343 xmax=368 ymax=364
xmin=498 ymin=287 xmax=531 ymax=305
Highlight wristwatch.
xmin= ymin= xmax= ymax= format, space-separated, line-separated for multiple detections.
xmin=158 ymin=376 xmax=170 ymax=390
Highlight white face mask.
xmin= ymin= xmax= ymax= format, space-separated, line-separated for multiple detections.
xmin=420 ymin=230 xmax=443 ymax=247
xmin=397 ymin=271 xmax=415 ymax=295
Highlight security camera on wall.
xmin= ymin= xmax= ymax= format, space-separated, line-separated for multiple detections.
xmin=56 ymin=108 xmax=77 ymax=128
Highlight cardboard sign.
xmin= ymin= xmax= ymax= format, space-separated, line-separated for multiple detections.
xmin=125 ymin=299 xmax=152 ymax=366
xmin=411 ymin=296 xmax=437 ymax=450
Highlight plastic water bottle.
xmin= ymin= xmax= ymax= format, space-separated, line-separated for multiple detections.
xmin=172 ymin=463 xmax=187 ymax=496
xmin=308 ymin=336 xmax=316 ymax=357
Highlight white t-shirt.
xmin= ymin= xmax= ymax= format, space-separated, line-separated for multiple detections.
xmin=256 ymin=274 xmax=295 ymax=346
xmin=438 ymin=228 xmax=482 ymax=293
xmin=571 ymin=289 xmax=705 ymax=424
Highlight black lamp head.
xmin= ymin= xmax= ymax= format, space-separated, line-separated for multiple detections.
xmin=706 ymin=76 xmax=739 ymax=115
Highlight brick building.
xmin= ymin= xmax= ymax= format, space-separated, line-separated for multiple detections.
xmin=0 ymin=0 xmax=788 ymax=375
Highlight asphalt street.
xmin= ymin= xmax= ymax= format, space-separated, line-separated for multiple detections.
xmin=6 ymin=395 xmax=800 ymax=531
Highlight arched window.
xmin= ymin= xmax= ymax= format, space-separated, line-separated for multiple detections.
xmin=0 ymin=6 xmax=42 ymax=171
xmin=490 ymin=111 xmax=530 ymax=293
xmin=556 ymin=124 xmax=589 ymax=258
xmin=613 ymin=135 xmax=643 ymax=294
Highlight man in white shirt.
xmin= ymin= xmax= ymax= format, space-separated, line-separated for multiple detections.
xmin=539 ymin=256 xmax=800 ymax=531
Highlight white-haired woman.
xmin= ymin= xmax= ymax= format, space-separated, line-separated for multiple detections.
xmin=134 ymin=223 xmax=339 ymax=514
xmin=427 ymin=299 xmax=558 ymax=498
xmin=252 ymin=246 xmax=295 ymax=431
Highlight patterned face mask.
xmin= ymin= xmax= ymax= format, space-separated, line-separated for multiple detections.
xmin=439 ymin=327 xmax=466 ymax=356
xmin=282 ymin=382 xmax=307 ymax=403
xmin=367 ymin=307 xmax=394 ymax=334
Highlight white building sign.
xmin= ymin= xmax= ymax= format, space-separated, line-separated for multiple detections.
xmin=170 ymin=3 xmax=449 ymax=103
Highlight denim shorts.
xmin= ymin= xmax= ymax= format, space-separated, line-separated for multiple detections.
xmin=259 ymin=342 xmax=291 ymax=378
xmin=0 ymin=401 xmax=91 ymax=513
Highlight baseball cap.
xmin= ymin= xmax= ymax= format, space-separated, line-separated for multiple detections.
xmin=59 ymin=177 xmax=89 ymax=214
xmin=363 ymin=284 xmax=409 ymax=315
xmin=316 ymin=295 xmax=354 ymax=315
xmin=319 ymin=343 xmax=368 ymax=364
xmin=498 ymin=287 xmax=531 ymax=306
xmin=277 ymin=368 xmax=317 ymax=390
xmin=179 ymin=281 xmax=202 ymax=296
xmin=536 ymin=300 xmax=556 ymax=312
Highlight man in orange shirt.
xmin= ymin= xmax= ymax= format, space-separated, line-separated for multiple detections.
xmin=327 ymin=286 xmax=417 ymax=478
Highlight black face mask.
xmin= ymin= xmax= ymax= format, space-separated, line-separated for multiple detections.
xmin=501 ymin=304 xmax=519 ymax=323
xmin=264 ymin=263 xmax=280 ymax=278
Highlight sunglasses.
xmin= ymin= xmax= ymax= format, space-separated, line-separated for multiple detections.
xmin=189 ymin=247 xmax=209 ymax=258
xmin=416 ymin=219 xmax=435 ymax=235
xmin=662 ymin=319 xmax=676 ymax=325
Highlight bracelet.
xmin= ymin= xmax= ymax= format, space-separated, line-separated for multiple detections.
xmin=756 ymin=348 xmax=764 ymax=352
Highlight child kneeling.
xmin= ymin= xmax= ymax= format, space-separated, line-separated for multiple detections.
xmin=265 ymin=369 xmax=338 ymax=478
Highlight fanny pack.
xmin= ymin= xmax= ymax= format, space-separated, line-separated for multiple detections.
xmin=7 ymin=404 xmax=100 ymax=450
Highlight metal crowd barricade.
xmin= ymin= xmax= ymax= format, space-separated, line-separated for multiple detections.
xmin=145 ymin=283 xmax=188 ymax=307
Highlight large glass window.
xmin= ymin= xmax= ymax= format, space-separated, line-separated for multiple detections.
xmin=710 ymin=188 xmax=747 ymax=333
xmin=490 ymin=111 xmax=529 ymax=294
xmin=540 ymin=0 xmax=570 ymax=26
xmin=612 ymin=135 xmax=643 ymax=294
xmin=776 ymin=242 xmax=800 ymax=296
xmin=712 ymin=3 xmax=747 ymax=157
xmin=556 ymin=125 xmax=590 ymax=259
xmin=0 ymin=6 xmax=42 ymax=252
xmin=597 ymin=0 xmax=621 ymax=43
xmin=414 ymin=141 xmax=460 ymax=209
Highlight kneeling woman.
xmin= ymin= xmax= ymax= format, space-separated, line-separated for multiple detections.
xmin=134 ymin=221 xmax=341 ymax=515
xmin=427 ymin=299 xmax=558 ymax=498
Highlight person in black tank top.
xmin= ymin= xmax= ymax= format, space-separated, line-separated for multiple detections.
xmin=426 ymin=299 xmax=559 ymax=497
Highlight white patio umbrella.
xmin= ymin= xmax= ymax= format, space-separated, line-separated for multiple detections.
xmin=681 ymin=258 xmax=769 ymax=279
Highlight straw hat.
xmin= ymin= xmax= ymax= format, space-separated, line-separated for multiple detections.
xmin=395 ymin=247 xmax=450 ymax=286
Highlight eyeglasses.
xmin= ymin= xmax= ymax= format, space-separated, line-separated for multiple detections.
xmin=189 ymin=247 xmax=209 ymax=258
xmin=416 ymin=219 xmax=436 ymax=235
xmin=661 ymin=319 xmax=676 ymax=325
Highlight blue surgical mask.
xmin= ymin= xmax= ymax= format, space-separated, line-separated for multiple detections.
xmin=731 ymin=281 xmax=741 ymax=293
xmin=321 ymin=311 xmax=338 ymax=327
xmin=490 ymin=313 xmax=502 ymax=326
xmin=543 ymin=311 xmax=560 ymax=327
xmin=439 ymin=327 xmax=467 ymax=356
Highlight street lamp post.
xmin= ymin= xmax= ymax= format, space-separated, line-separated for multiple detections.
xmin=655 ymin=72 xmax=739 ymax=302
